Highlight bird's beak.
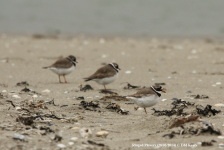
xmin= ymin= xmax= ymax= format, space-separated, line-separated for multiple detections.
xmin=162 ymin=89 xmax=166 ymax=93
xmin=118 ymin=68 xmax=121 ymax=70
xmin=76 ymin=61 xmax=78 ymax=63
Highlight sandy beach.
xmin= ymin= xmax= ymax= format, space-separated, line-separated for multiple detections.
xmin=1 ymin=35 xmax=224 ymax=150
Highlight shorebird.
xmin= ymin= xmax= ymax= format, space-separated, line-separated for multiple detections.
xmin=43 ymin=55 xmax=77 ymax=83
xmin=126 ymin=85 xmax=166 ymax=114
xmin=84 ymin=63 xmax=120 ymax=90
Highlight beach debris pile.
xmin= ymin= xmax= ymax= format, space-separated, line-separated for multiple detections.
xmin=79 ymin=100 xmax=100 ymax=111
xmin=16 ymin=81 xmax=29 ymax=86
xmin=79 ymin=84 xmax=94 ymax=92
xmin=122 ymin=82 xmax=141 ymax=89
xmin=106 ymin=102 xmax=129 ymax=115
xmin=196 ymin=105 xmax=221 ymax=116
xmin=152 ymin=98 xmax=195 ymax=116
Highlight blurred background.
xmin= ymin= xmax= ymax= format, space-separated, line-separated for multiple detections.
xmin=0 ymin=0 xmax=224 ymax=37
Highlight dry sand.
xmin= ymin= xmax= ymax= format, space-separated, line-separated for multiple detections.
xmin=1 ymin=35 xmax=224 ymax=149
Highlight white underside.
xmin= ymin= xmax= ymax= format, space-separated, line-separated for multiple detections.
xmin=48 ymin=65 xmax=75 ymax=75
xmin=93 ymin=73 xmax=118 ymax=85
xmin=126 ymin=95 xmax=160 ymax=108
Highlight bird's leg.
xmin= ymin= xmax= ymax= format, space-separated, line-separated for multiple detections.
xmin=63 ymin=75 xmax=67 ymax=83
xmin=103 ymin=85 xmax=107 ymax=90
xmin=144 ymin=108 xmax=147 ymax=114
xmin=58 ymin=75 xmax=62 ymax=83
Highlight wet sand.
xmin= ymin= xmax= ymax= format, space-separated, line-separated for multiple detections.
xmin=1 ymin=35 xmax=224 ymax=149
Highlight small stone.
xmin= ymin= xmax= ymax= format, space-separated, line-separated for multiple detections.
xmin=186 ymin=90 xmax=192 ymax=93
xmin=42 ymin=89 xmax=50 ymax=93
xmin=79 ymin=128 xmax=92 ymax=138
xmin=57 ymin=144 xmax=66 ymax=148
xmin=125 ymin=71 xmax=131 ymax=74
xmin=214 ymin=103 xmax=224 ymax=107
xmin=96 ymin=131 xmax=109 ymax=138
xmin=2 ymin=90 xmax=7 ymax=93
xmin=68 ymin=142 xmax=74 ymax=146
xmin=12 ymin=95 xmax=21 ymax=99
xmin=167 ymin=76 xmax=172 ymax=79
xmin=218 ymin=136 xmax=224 ymax=139
xmin=219 ymin=143 xmax=224 ymax=148
xmin=216 ymin=82 xmax=221 ymax=85
xmin=70 ymin=137 xmax=78 ymax=142
xmin=161 ymin=99 xmax=167 ymax=101
xmin=32 ymin=94 xmax=38 ymax=98
xmin=13 ymin=134 xmax=25 ymax=141
xmin=16 ymin=107 xmax=22 ymax=111
xmin=102 ymin=54 xmax=107 ymax=58
xmin=71 ymin=127 xmax=80 ymax=130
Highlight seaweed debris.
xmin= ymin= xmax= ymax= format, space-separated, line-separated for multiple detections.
xmin=196 ymin=105 xmax=221 ymax=116
xmin=16 ymin=116 xmax=34 ymax=125
xmin=162 ymin=134 xmax=175 ymax=139
xmin=106 ymin=103 xmax=129 ymax=115
xmin=79 ymin=101 xmax=100 ymax=111
xmin=100 ymin=90 xmax=117 ymax=94
xmin=21 ymin=87 xmax=31 ymax=92
xmin=80 ymin=84 xmax=94 ymax=92
xmin=122 ymin=82 xmax=141 ymax=89
xmin=191 ymin=94 xmax=209 ymax=99
xmin=16 ymin=81 xmax=29 ymax=86
xmin=87 ymin=140 xmax=105 ymax=147
xmin=152 ymin=99 xmax=194 ymax=116
xmin=155 ymin=83 xmax=166 ymax=86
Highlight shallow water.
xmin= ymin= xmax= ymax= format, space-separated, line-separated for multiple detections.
xmin=0 ymin=0 xmax=224 ymax=36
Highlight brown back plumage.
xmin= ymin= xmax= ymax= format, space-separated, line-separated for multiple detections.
xmin=128 ymin=87 xmax=156 ymax=98
xmin=128 ymin=85 xmax=163 ymax=98
xmin=84 ymin=64 xmax=117 ymax=81
xmin=43 ymin=55 xmax=76 ymax=69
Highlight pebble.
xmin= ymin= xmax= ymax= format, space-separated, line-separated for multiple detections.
xmin=125 ymin=71 xmax=131 ymax=74
xmin=186 ymin=90 xmax=192 ymax=93
xmin=13 ymin=134 xmax=25 ymax=141
xmin=16 ymin=107 xmax=22 ymax=111
xmin=57 ymin=144 xmax=66 ymax=148
xmin=2 ymin=90 xmax=7 ymax=93
xmin=218 ymin=136 xmax=224 ymax=139
xmin=64 ymin=91 xmax=69 ymax=94
xmin=161 ymin=99 xmax=167 ymax=101
xmin=216 ymin=82 xmax=222 ymax=85
xmin=42 ymin=89 xmax=50 ymax=93
xmin=214 ymin=103 xmax=224 ymax=107
xmin=70 ymin=137 xmax=78 ymax=142
xmin=79 ymin=128 xmax=92 ymax=138
xmin=32 ymin=94 xmax=38 ymax=98
xmin=71 ymin=127 xmax=80 ymax=130
xmin=68 ymin=142 xmax=74 ymax=146
xmin=219 ymin=143 xmax=224 ymax=148
xmin=102 ymin=54 xmax=108 ymax=58
xmin=12 ymin=95 xmax=21 ymax=99
xmin=167 ymin=76 xmax=172 ymax=79
xmin=96 ymin=131 xmax=109 ymax=138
